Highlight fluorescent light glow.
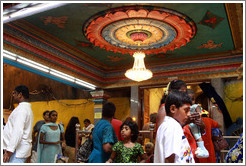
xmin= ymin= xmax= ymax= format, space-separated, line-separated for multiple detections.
xmin=75 ymin=80 xmax=96 ymax=90
xmin=50 ymin=71 xmax=75 ymax=82
xmin=3 ymin=15 xmax=10 ymax=21
xmin=76 ymin=79 xmax=97 ymax=88
xmin=3 ymin=53 xmax=17 ymax=60
xmin=3 ymin=50 xmax=17 ymax=57
xmin=17 ymin=59 xmax=49 ymax=73
xmin=50 ymin=69 xmax=75 ymax=80
xmin=18 ymin=56 xmax=49 ymax=70
xmin=3 ymin=49 xmax=97 ymax=89
xmin=3 ymin=3 xmax=67 ymax=23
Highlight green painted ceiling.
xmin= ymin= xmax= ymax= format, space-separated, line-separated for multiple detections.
xmin=22 ymin=3 xmax=234 ymax=67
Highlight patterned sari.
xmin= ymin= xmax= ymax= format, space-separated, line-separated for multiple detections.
xmin=225 ymin=133 xmax=243 ymax=163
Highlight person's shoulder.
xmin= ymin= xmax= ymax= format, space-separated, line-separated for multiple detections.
xmin=159 ymin=116 xmax=180 ymax=132
xmin=36 ymin=120 xmax=45 ymax=124
xmin=111 ymin=118 xmax=122 ymax=124
xmin=135 ymin=142 xmax=143 ymax=148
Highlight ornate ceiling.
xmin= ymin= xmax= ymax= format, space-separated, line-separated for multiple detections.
xmin=3 ymin=3 xmax=243 ymax=89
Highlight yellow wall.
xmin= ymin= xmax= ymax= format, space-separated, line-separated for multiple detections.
xmin=31 ymin=99 xmax=94 ymax=129
xmin=149 ymin=88 xmax=165 ymax=114
xmin=30 ymin=97 xmax=130 ymax=130
xmin=224 ymin=80 xmax=243 ymax=122
xmin=108 ymin=97 xmax=131 ymax=121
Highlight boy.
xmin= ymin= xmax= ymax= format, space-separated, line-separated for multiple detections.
xmin=154 ymin=90 xmax=195 ymax=163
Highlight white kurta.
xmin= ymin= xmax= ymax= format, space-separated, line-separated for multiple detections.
xmin=3 ymin=102 xmax=33 ymax=158
xmin=154 ymin=116 xmax=195 ymax=163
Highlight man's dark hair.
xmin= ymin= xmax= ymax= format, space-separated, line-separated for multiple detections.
xmin=165 ymin=90 xmax=192 ymax=114
xmin=14 ymin=85 xmax=29 ymax=99
xmin=84 ymin=119 xmax=91 ymax=124
xmin=120 ymin=120 xmax=139 ymax=142
xmin=102 ymin=101 xmax=116 ymax=118
xmin=43 ymin=110 xmax=50 ymax=116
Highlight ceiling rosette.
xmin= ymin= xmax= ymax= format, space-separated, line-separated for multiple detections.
xmin=83 ymin=5 xmax=197 ymax=55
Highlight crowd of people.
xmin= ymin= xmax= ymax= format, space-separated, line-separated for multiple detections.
xmin=2 ymin=83 xmax=243 ymax=163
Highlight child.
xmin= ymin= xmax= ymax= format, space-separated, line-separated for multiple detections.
xmin=154 ymin=90 xmax=195 ymax=163
xmin=189 ymin=104 xmax=209 ymax=158
xmin=106 ymin=120 xmax=146 ymax=163
xmin=187 ymin=89 xmax=209 ymax=158
xmin=144 ymin=142 xmax=154 ymax=163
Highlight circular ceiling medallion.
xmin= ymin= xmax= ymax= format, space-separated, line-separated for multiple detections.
xmin=83 ymin=5 xmax=196 ymax=55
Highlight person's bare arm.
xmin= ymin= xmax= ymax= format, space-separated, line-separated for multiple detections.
xmin=103 ymin=143 xmax=113 ymax=153
xmin=156 ymin=105 xmax=166 ymax=129
xmin=106 ymin=151 xmax=116 ymax=163
xmin=165 ymin=154 xmax=175 ymax=163
xmin=3 ymin=150 xmax=13 ymax=163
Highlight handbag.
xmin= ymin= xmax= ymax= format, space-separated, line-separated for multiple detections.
xmin=77 ymin=132 xmax=93 ymax=162
xmin=211 ymin=128 xmax=229 ymax=151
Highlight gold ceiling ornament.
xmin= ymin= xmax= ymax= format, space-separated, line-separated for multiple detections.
xmin=125 ymin=51 xmax=153 ymax=82
xmin=236 ymin=63 xmax=243 ymax=80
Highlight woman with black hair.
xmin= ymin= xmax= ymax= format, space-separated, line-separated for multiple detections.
xmin=106 ymin=120 xmax=146 ymax=163
xmin=37 ymin=110 xmax=66 ymax=163
xmin=64 ymin=116 xmax=80 ymax=163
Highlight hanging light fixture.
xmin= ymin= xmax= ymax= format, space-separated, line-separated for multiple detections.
xmin=125 ymin=31 xmax=153 ymax=82
xmin=125 ymin=51 xmax=153 ymax=82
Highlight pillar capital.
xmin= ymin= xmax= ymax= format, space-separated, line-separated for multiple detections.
xmin=90 ymin=90 xmax=110 ymax=99
xmin=90 ymin=90 xmax=110 ymax=125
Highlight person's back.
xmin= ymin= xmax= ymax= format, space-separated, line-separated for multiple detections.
xmin=199 ymin=117 xmax=219 ymax=163
xmin=111 ymin=118 xmax=123 ymax=141
xmin=89 ymin=102 xmax=118 ymax=163
xmin=90 ymin=119 xmax=115 ymax=162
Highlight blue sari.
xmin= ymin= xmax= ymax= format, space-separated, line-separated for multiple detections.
xmin=36 ymin=123 xmax=64 ymax=163
xmin=89 ymin=119 xmax=118 ymax=163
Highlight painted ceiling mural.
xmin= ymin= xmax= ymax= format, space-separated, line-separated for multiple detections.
xmin=3 ymin=3 xmax=243 ymax=89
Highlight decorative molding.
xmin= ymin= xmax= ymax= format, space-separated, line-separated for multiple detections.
xmin=225 ymin=3 xmax=243 ymax=50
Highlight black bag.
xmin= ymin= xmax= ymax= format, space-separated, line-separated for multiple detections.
xmin=77 ymin=133 xmax=93 ymax=162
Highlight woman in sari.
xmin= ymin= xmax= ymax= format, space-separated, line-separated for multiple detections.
xmin=37 ymin=110 xmax=66 ymax=163
xmin=88 ymin=101 xmax=118 ymax=163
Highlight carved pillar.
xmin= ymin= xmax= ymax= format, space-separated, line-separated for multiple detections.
xmin=131 ymin=86 xmax=141 ymax=127
xmin=210 ymin=78 xmax=225 ymax=132
xmin=211 ymin=78 xmax=225 ymax=100
xmin=90 ymin=90 xmax=110 ymax=125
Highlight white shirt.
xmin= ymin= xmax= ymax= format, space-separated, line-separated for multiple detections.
xmin=3 ymin=102 xmax=33 ymax=158
xmin=154 ymin=116 xmax=194 ymax=163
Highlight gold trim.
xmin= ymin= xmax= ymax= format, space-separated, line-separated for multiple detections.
xmin=225 ymin=3 xmax=243 ymax=50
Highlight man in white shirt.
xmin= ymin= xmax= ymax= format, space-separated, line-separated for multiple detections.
xmin=3 ymin=85 xmax=33 ymax=163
